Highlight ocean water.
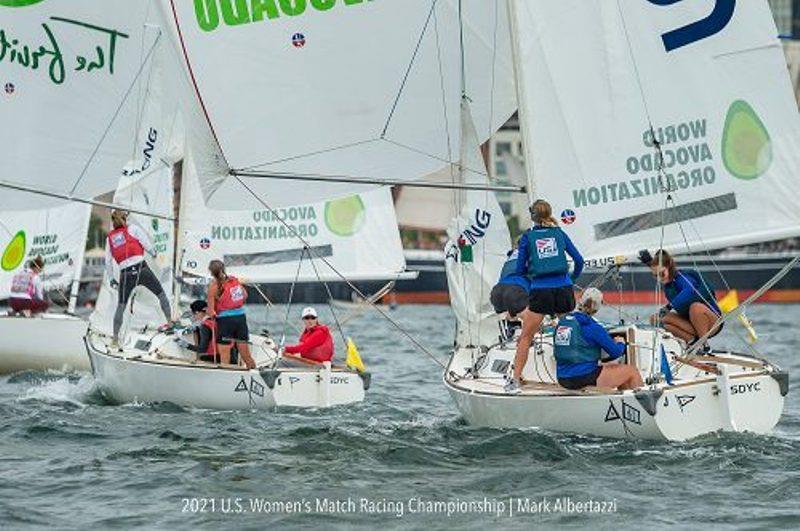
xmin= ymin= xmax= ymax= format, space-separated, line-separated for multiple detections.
xmin=1 ymin=304 xmax=798 ymax=529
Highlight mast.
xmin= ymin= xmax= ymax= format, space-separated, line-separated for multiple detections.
xmin=171 ymin=159 xmax=186 ymax=320
xmin=505 ymin=0 xmax=536 ymax=206
xmin=67 ymin=206 xmax=93 ymax=315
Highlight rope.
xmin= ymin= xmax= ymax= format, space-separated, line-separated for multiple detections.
xmin=280 ymin=246 xmax=306 ymax=349
xmin=234 ymin=177 xmax=446 ymax=369
xmin=306 ymin=249 xmax=348 ymax=347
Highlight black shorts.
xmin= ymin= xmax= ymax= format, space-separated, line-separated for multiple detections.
xmin=119 ymin=262 xmax=165 ymax=305
xmin=558 ymin=367 xmax=602 ymax=390
xmin=490 ymin=283 xmax=529 ymax=317
xmin=528 ymin=286 xmax=575 ymax=315
xmin=216 ymin=314 xmax=249 ymax=343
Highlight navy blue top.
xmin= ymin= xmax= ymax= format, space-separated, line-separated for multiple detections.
xmin=558 ymin=312 xmax=625 ymax=379
xmin=516 ymin=226 xmax=584 ymax=289
xmin=665 ymin=270 xmax=721 ymax=316
xmin=497 ymin=249 xmax=530 ymax=291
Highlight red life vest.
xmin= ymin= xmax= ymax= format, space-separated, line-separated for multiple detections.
xmin=10 ymin=271 xmax=35 ymax=298
xmin=215 ymin=276 xmax=246 ymax=313
xmin=201 ymin=318 xmax=217 ymax=356
xmin=305 ymin=325 xmax=334 ymax=362
xmin=107 ymin=226 xmax=144 ymax=264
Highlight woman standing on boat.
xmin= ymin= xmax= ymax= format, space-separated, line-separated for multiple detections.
xmin=206 ymin=260 xmax=255 ymax=369
xmin=506 ymin=199 xmax=584 ymax=394
xmin=8 ymin=256 xmax=49 ymax=316
xmin=642 ymin=249 xmax=722 ymax=350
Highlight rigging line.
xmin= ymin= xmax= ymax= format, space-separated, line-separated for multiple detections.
xmin=234 ymin=176 xmax=446 ymax=368
xmin=68 ymin=30 xmax=162 ymax=197
xmin=487 ymin=0 xmax=499 ymax=141
xmin=307 ymin=250 xmax=349 ymax=347
xmin=686 ymin=254 xmax=800 ymax=357
xmin=432 ymin=4 xmax=456 ymax=184
xmin=382 ymin=0 xmax=439 ymax=138
xmin=458 ymin=0 xmax=466 ymax=97
xmin=235 ymin=138 xmax=381 ymax=172
xmin=280 ymin=247 xmax=305 ymax=350
xmin=381 ymin=137 xmax=491 ymax=180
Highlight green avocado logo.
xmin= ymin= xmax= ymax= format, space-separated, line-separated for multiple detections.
xmin=1 ymin=230 xmax=26 ymax=271
xmin=721 ymin=100 xmax=773 ymax=180
xmin=324 ymin=195 xmax=365 ymax=237
xmin=0 ymin=0 xmax=47 ymax=7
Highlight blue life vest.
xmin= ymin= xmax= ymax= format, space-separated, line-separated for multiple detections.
xmin=526 ymin=226 xmax=568 ymax=278
xmin=665 ymin=268 xmax=718 ymax=312
xmin=553 ymin=313 xmax=602 ymax=366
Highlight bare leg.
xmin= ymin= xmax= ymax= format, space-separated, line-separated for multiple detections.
xmin=597 ymin=364 xmax=643 ymax=390
xmin=688 ymin=302 xmax=720 ymax=339
xmin=661 ymin=312 xmax=697 ymax=342
xmin=217 ymin=343 xmax=232 ymax=365
xmin=238 ymin=342 xmax=255 ymax=369
xmin=513 ymin=309 xmax=544 ymax=381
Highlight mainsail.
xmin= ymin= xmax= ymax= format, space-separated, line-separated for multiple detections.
xmin=0 ymin=0 xmax=166 ymax=209
xmin=0 ymin=203 xmax=91 ymax=300
xmin=509 ymin=0 xmax=800 ymax=262
xmin=161 ymin=0 xmax=517 ymax=208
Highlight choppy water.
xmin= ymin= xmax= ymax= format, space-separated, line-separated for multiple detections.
xmin=1 ymin=304 xmax=799 ymax=529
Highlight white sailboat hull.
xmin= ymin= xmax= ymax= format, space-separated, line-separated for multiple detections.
xmin=0 ymin=314 xmax=89 ymax=374
xmin=86 ymin=328 xmax=367 ymax=410
xmin=444 ymin=326 xmax=787 ymax=441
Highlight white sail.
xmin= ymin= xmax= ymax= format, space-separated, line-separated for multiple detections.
xmin=179 ymin=152 xmax=406 ymax=283
xmin=0 ymin=0 xmax=168 ymax=209
xmin=89 ymin=166 xmax=176 ymax=336
xmin=161 ymin=0 xmax=516 ymax=208
xmin=0 ymin=203 xmax=91 ymax=299
xmin=445 ymin=100 xmax=510 ymax=348
xmin=510 ymin=0 xmax=800 ymax=263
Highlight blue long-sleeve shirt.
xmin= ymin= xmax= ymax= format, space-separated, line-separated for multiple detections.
xmin=557 ymin=312 xmax=625 ymax=379
xmin=516 ymin=226 xmax=584 ymax=289
xmin=666 ymin=270 xmax=721 ymax=316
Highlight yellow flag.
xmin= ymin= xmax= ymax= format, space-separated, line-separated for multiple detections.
xmin=346 ymin=337 xmax=366 ymax=373
xmin=717 ymin=290 xmax=739 ymax=314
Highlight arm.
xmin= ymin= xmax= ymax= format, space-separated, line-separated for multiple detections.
xmin=128 ymin=224 xmax=155 ymax=255
xmin=515 ymin=232 xmax=529 ymax=276
xmin=668 ymin=273 xmax=696 ymax=313
xmin=105 ymin=244 xmax=115 ymax=280
xmin=563 ymin=232 xmax=584 ymax=281
xmin=33 ymin=275 xmax=45 ymax=301
xmin=284 ymin=328 xmax=327 ymax=354
xmin=186 ymin=325 xmax=212 ymax=353
xmin=583 ymin=321 xmax=625 ymax=360
xmin=206 ymin=282 xmax=217 ymax=318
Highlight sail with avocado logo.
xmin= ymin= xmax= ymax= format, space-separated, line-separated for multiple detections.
xmin=324 ymin=196 xmax=366 ymax=237
xmin=722 ymin=100 xmax=773 ymax=180
xmin=0 ymin=0 xmax=47 ymax=6
xmin=1 ymin=231 xmax=26 ymax=271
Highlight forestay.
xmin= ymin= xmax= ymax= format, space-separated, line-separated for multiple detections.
xmin=0 ymin=0 xmax=165 ymax=209
xmin=163 ymin=0 xmax=516 ymax=208
xmin=510 ymin=0 xmax=800 ymax=264
xmin=445 ymin=100 xmax=510 ymax=348
xmin=179 ymin=153 xmax=407 ymax=283
xmin=0 ymin=203 xmax=91 ymax=299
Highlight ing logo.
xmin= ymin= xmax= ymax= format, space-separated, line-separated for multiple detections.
xmin=646 ymin=0 xmax=736 ymax=52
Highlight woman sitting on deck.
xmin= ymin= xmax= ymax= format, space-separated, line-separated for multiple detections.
xmin=554 ymin=288 xmax=643 ymax=391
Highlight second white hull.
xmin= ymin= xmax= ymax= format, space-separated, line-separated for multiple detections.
xmin=0 ymin=314 xmax=90 ymax=374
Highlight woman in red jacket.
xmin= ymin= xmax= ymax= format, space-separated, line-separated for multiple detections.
xmin=284 ymin=307 xmax=334 ymax=363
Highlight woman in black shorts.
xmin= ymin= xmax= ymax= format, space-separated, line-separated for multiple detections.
xmin=206 ymin=260 xmax=255 ymax=369
xmin=506 ymin=200 xmax=585 ymax=393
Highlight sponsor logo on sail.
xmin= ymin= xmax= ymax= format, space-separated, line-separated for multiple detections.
xmin=194 ymin=0 xmax=375 ymax=33
xmin=0 ymin=0 xmax=47 ymax=7
xmin=291 ymin=32 xmax=306 ymax=47
xmin=646 ymin=0 xmax=736 ymax=52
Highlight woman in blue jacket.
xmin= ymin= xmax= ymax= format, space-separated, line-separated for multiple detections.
xmin=506 ymin=199 xmax=584 ymax=394
xmin=645 ymin=249 xmax=722 ymax=348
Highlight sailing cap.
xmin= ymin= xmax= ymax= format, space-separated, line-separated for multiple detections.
xmin=301 ymin=307 xmax=318 ymax=318
xmin=578 ymin=287 xmax=603 ymax=312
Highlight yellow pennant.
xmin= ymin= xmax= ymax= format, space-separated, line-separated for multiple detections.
xmin=717 ymin=290 xmax=758 ymax=343
xmin=345 ymin=337 xmax=366 ymax=373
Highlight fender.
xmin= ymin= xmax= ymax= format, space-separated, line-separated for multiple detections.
xmin=646 ymin=0 xmax=736 ymax=52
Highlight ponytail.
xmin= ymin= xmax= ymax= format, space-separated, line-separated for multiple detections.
xmin=530 ymin=199 xmax=559 ymax=227
xmin=208 ymin=260 xmax=227 ymax=298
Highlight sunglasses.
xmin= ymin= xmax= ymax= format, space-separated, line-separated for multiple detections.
xmin=302 ymin=316 xmax=317 ymax=320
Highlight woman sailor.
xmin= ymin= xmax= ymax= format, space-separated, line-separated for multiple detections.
xmin=554 ymin=288 xmax=643 ymax=391
xmin=206 ymin=260 xmax=256 ymax=369
xmin=8 ymin=256 xmax=49 ymax=316
xmin=506 ymin=199 xmax=584 ymax=394
xmin=641 ymin=249 xmax=722 ymax=351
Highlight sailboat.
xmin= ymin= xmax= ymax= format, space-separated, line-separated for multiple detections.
xmin=0 ymin=1 xmax=177 ymax=373
xmin=444 ymin=0 xmax=799 ymax=440
xmin=82 ymin=0 xmax=517 ymax=409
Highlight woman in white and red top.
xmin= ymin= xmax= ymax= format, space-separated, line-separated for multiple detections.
xmin=106 ymin=210 xmax=172 ymax=343
xmin=9 ymin=256 xmax=49 ymax=316
xmin=206 ymin=260 xmax=255 ymax=369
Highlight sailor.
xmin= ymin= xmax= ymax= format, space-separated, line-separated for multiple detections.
xmin=640 ymin=249 xmax=722 ymax=350
xmin=553 ymin=288 xmax=643 ymax=391
xmin=8 ymin=256 xmax=49 ymax=316
xmin=489 ymin=248 xmax=529 ymax=340
xmin=506 ymin=199 xmax=584 ymax=393
xmin=207 ymin=260 xmax=255 ymax=369
xmin=283 ymin=307 xmax=335 ymax=363
xmin=106 ymin=210 xmax=172 ymax=344
xmin=176 ymin=300 xmax=218 ymax=363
